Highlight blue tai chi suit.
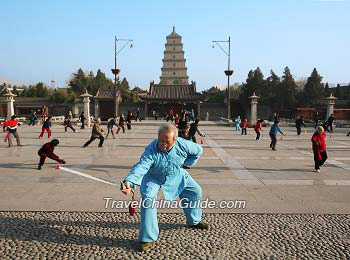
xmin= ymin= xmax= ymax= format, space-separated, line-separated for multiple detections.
xmin=235 ymin=118 xmax=241 ymax=131
xmin=123 ymin=137 xmax=203 ymax=242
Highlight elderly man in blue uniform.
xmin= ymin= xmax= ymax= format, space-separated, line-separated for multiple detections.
xmin=121 ymin=123 xmax=208 ymax=251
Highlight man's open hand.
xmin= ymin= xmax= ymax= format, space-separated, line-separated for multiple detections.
xmin=120 ymin=181 xmax=133 ymax=195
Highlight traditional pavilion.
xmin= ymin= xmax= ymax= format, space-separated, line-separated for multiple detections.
xmin=94 ymin=86 xmax=122 ymax=120
xmin=141 ymin=26 xmax=203 ymax=118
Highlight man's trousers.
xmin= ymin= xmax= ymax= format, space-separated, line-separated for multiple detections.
xmin=139 ymin=174 xmax=202 ymax=242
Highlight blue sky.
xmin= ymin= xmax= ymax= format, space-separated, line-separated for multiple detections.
xmin=0 ymin=0 xmax=349 ymax=91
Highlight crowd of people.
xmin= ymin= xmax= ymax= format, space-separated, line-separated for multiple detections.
xmin=1 ymin=108 xmax=346 ymax=175
xmin=1 ymin=106 xmax=347 ymax=252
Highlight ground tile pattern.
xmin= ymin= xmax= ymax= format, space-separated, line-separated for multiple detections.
xmin=0 ymin=212 xmax=349 ymax=260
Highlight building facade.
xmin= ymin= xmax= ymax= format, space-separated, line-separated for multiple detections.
xmin=142 ymin=26 xmax=203 ymax=118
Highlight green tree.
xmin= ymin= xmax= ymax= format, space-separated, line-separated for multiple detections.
xmin=93 ymin=69 xmax=114 ymax=94
xmin=35 ymin=82 xmax=49 ymax=97
xmin=68 ymin=68 xmax=88 ymax=94
xmin=66 ymin=92 xmax=77 ymax=104
xmin=50 ymin=89 xmax=68 ymax=103
xmin=118 ymin=77 xmax=130 ymax=93
xmin=279 ymin=66 xmax=297 ymax=109
xmin=303 ymin=68 xmax=324 ymax=107
xmin=265 ymin=70 xmax=280 ymax=108
xmin=26 ymin=86 xmax=37 ymax=97
xmin=206 ymin=90 xmax=225 ymax=103
xmin=239 ymin=68 xmax=265 ymax=108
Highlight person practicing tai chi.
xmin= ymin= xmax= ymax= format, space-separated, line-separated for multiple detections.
xmin=39 ymin=116 xmax=52 ymax=139
xmin=28 ymin=111 xmax=37 ymax=126
xmin=37 ymin=139 xmax=66 ymax=170
xmin=135 ymin=108 xmax=141 ymax=122
xmin=41 ymin=106 xmax=47 ymax=123
xmin=235 ymin=116 xmax=241 ymax=131
xmin=83 ymin=118 xmax=105 ymax=148
xmin=295 ymin=116 xmax=306 ymax=136
xmin=126 ymin=112 xmax=133 ymax=130
xmin=79 ymin=112 xmax=86 ymax=129
xmin=116 ymin=114 xmax=126 ymax=134
xmin=106 ymin=116 xmax=118 ymax=139
xmin=313 ymin=112 xmax=319 ymax=129
xmin=178 ymin=113 xmax=188 ymax=132
xmin=325 ymin=114 xmax=335 ymax=133
xmin=178 ymin=123 xmax=190 ymax=140
xmin=269 ymin=120 xmax=285 ymax=151
xmin=120 ymin=123 xmax=208 ymax=252
xmin=311 ymin=126 xmax=327 ymax=173
xmin=255 ymin=119 xmax=263 ymax=141
xmin=64 ymin=116 xmax=76 ymax=133
xmin=241 ymin=119 xmax=248 ymax=135
xmin=188 ymin=119 xmax=205 ymax=143
xmin=2 ymin=115 xmax=22 ymax=147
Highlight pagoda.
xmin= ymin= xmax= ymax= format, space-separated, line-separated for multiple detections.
xmin=142 ymin=26 xmax=203 ymax=118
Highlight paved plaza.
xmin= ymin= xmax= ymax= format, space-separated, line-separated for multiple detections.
xmin=1 ymin=121 xmax=350 ymax=259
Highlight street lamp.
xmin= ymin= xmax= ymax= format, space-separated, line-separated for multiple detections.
xmin=111 ymin=35 xmax=133 ymax=85
xmin=212 ymin=37 xmax=233 ymax=119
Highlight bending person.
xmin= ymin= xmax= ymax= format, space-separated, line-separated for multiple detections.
xmin=37 ymin=139 xmax=65 ymax=170
xmin=120 ymin=123 xmax=208 ymax=252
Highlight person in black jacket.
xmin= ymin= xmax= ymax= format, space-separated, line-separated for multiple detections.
xmin=126 ymin=112 xmax=133 ymax=130
xmin=39 ymin=116 xmax=52 ymax=139
xmin=106 ymin=117 xmax=118 ymax=139
xmin=178 ymin=124 xmax=190 ymax=140
xmin=295 ymin=116 xmax=306 ymax=136
xmin=178 ymin=113 xmax=188 ymax=131
xmin=189 ymin=119 xmax=205 ymax=143
xmin=135 ymin=108 xmax=141 ymax=122
xmin=116 ymin=114 xmax=126 ymax=134
xmin=79 ymin=112 xmax=86 ymax=129
xmin=326 ymin=114 xmax=335 ymax=133
xmin=28 ymin=111 xmax=37 ymax=126
xmin=314 ymin=112 xmax=319 ymax=129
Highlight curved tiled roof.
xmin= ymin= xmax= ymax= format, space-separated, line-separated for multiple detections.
xmin=142 ymin=84 xmax=203 ymax=101
xmin=95 ymin=89 xmax=121 ymax=100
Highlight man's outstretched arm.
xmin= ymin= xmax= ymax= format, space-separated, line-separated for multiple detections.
xmin=122 ymin=144 xmax=155 ymax=188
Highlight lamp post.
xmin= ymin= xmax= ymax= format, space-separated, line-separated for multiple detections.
xmin=111 ymin=35 xmax=133 ymax=85
xmin=212 ymin=37 xmax=233 ymax=119
xmin=110 ymin=35 xmax=133 ymax=116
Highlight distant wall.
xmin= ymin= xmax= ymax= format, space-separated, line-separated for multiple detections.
xmin=295 ymin=108 xmax=350 ymax=121
xmin=199 ymin=103 xmax=226 ymax=120
xmin=120 ymin=102 xmax=144 ymax=118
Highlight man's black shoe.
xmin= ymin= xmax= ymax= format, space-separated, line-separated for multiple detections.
xmin=190 ymin=222 xmax=209 ymax=230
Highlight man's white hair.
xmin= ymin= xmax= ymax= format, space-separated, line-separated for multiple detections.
xmin=317 ymin=126 xmax=324 ymax=132
xmin=158 ymin=123 xmax=178 ymax=140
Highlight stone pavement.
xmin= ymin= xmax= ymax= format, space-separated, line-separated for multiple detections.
xmin=0 ymin=121 xmax=350 ymax=259
xmin=0 ymin=212 xmax=349 ymax=260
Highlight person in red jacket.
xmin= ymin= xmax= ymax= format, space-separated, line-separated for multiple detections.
xmin=255 ymin=119 xmax=263 ymax=141
xmin=2 ymin=115 xmax=21 ymax=147
xmin=241 ymin=119 xmax=248 ymax=135
xmin=311 ymin=126 xmax=327 ymax=173
xmin=37 ymin=139 xmax=65 ymax=170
